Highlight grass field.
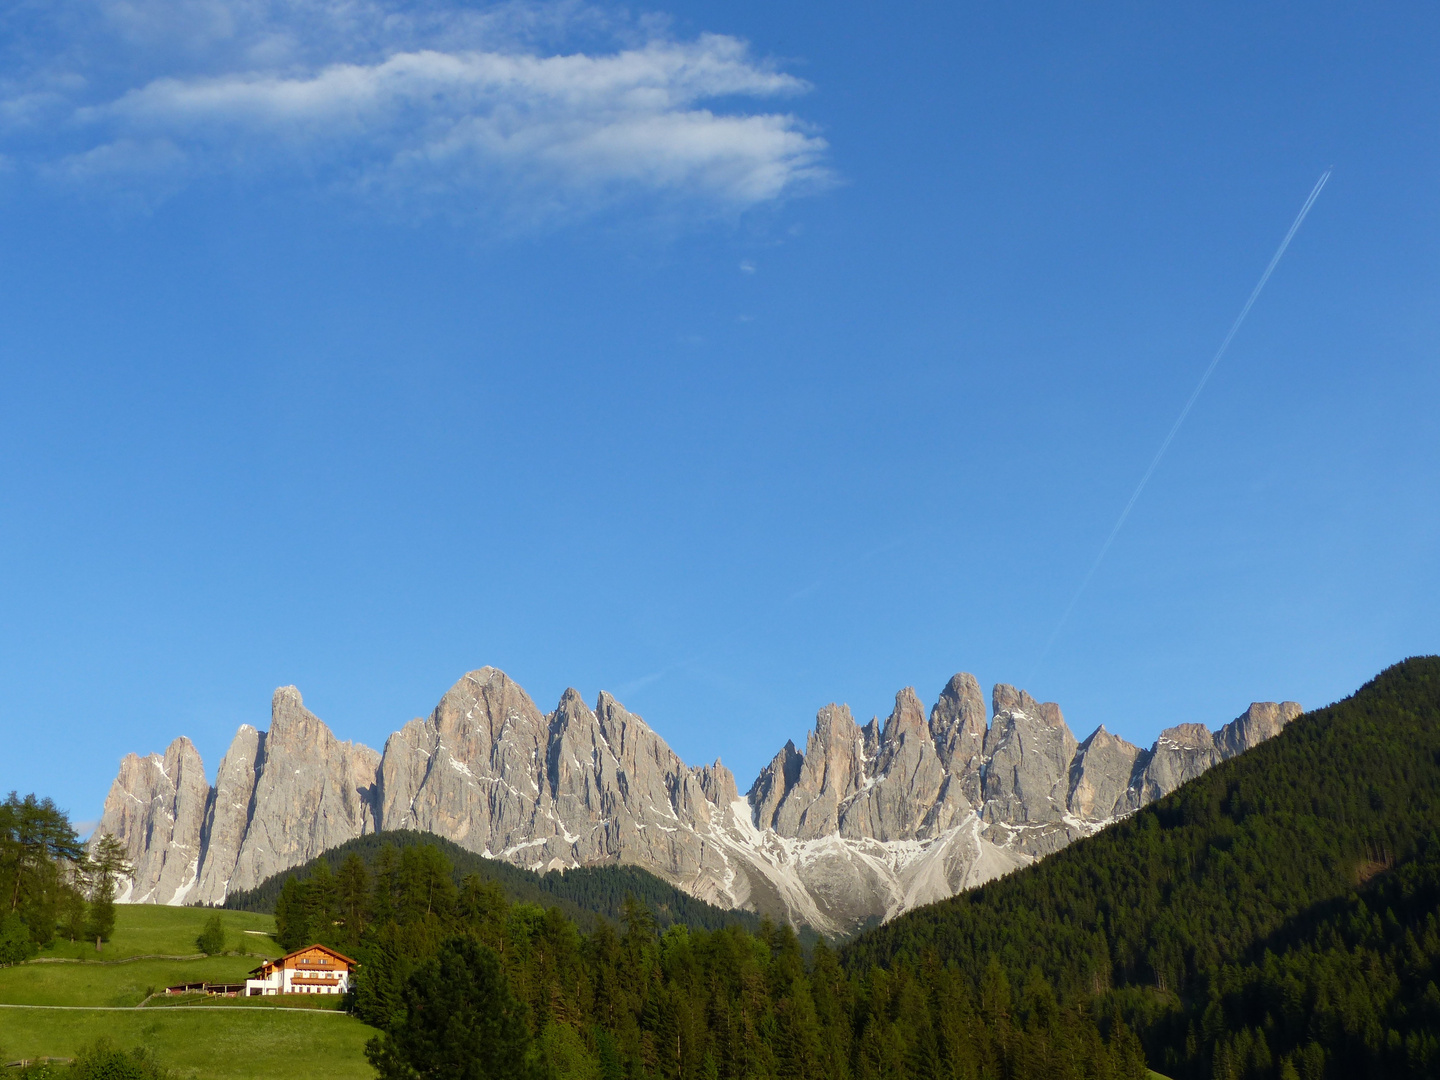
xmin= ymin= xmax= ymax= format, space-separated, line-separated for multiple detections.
xmin=34 ymin=905 xmax=281 ymax=962
xmin=0 ymin=955 xmax=261 ymax=1007
xmin=0 ymin=1008 xmax=378 ymax=1079
xmin=0 ymin=906 xmax=377 ymax=1078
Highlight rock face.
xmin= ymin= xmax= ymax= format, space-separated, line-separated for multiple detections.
xmin=96 ymin=736 xmax=209 ymax=904
xmin=192 ymin=724 xmax=264 ymax=905
xmin=94 ymin=668 xmax=1301 ymax=934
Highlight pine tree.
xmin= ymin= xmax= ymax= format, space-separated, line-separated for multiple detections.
xmin=275 ymin=875 xmax=311 ymax=951
xmin=85 ymin=834 xmax=132 ymax=951
xmin=0 ymin=793 xmax=87 ymax=949
xmin=306 ymin=857 xmax=339 ymax=944
xmin=60 ymin=882 xmax=88 ymax=944
xmin=337 ymin=852 xmax=371 ymax=946
xmin=371 ymin=844 xmax=399 ymax=926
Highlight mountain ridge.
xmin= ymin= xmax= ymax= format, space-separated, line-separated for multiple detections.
xmin=837 ymin=655 xmax=1440 ymax=1078
xmin=219 ymin=828 xmax=766 ymax=937
xmin=94 ymin=666 xmax=1298 ymax=933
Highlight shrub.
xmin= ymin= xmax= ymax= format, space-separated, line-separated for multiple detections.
xmin=0 ymin=912 xmax=35 ymax=965
xmin=70 ymin=1038 xmax=175 ymax=1080
xmin=195 ymin=913 xmax=226 ymax=956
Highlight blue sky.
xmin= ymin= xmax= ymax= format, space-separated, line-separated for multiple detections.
xmin=1 ymin=1 xmax=1436 ymax=830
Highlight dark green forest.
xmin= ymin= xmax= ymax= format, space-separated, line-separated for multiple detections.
xmin=225 ymin=829 xmax=763 ymax=936
xmin=846 ymin=656 xmax=1440 ymax=1079
xmin=276 ymin=838 xmax=1149 ymax=1080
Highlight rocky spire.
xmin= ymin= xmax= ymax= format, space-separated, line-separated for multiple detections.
xmin=192 ymin=724 xmax=265 ymax=906
xmin=980 ymin=685 xmax=1077 ymax=826
xmin=226 ymin=687 xmax=379 ymax=896
xmin=1066 ymin=726 xmax=1143 ymax=820
xmin=93 ymin=736 xmax=208 ymax=904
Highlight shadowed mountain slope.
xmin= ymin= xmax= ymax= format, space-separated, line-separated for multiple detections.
xmin=841 ymin=656 xmax=1440 ymax=1079
xmin=221 ymin=828 xmax=763 ymax=935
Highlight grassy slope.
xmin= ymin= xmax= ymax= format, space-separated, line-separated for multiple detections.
xmin=0 ymin=956 xmax=259 ymax=1007
xmin=0 ymin=906 xmax=378 ymax=1078
xmin=0 ymin=1009 xmax=376 ymax=1080
xmin=35 ymin=905 xmax=281 ymax=962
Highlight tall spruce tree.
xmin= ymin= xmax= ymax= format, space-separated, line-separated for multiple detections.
xmin=84 ymin=833 xmax=131 ymax=951
xmin=337 ymin=852 xmax=370 ymax=947
xmin=274 ymin=875 xmax=311 ymax=951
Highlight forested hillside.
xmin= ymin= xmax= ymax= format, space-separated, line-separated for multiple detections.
xmin=288 ymin=838 xmax=1149 ymax=1080
xmin=223 ymin=829 xmax=763 ymax=936
xmin=844 ymin=656 xmax=1440 ymax=1079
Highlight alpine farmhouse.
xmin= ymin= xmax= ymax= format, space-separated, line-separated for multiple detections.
xmin=245 ymin=944 xmax=356 ymax=996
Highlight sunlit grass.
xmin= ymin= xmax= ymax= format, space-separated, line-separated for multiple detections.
xmin=35 ymin=905 xmax=281 ymax=962
xmin=0 ymin=1008 xmax=378 ymax=1079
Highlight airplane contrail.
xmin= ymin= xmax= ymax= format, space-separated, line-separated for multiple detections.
xmin=1029 ymin=169 xmax=1331 ymax=682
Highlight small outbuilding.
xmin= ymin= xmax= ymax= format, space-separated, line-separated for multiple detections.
xmin=245 ymin=944 xmax=357 ymax=996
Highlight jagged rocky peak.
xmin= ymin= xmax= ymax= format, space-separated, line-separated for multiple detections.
xmin=841 ymin=687 xmax=948 ymax=841
xmin=1215 ymin=700 xmax=1303 ymax=757
xmin=981 ymin=684 xmax=1077 ymax=826
xmin=748 ymin=738 xmax=804 ymax=830
xmin=769 ymin=703 xmax=867 ymax=840
xmin=992 ymin=683 xmax=1066 ymax=728
xmin=223 ymin=687 xmax=380 ymax=897
xmin=751 ymin=679 xmax=986 ymax=844
xmin=929 ymin=673 xmax=987 ymax=771
xmin=379 ymin=667 xmax=550 ymax=857
xmin=192 ymin=723 xmax=265 ymax=905
xmin=96 ymin=736 xmax=208 ymax=904
xmin=1066 ymin=725 xmax=1143 ymax=821
xmin=1120 ymin=701 xmax=1303 ymax=811
xmin=696 ymin=759 xmax=740 ymax=808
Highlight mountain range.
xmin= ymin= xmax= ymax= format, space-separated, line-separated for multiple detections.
xmin=95 ymin=667 xmax=1298 ymax=934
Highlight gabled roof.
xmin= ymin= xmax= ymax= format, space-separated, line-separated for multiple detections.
xmin=248 ymin=942 xmax=358 ymax=976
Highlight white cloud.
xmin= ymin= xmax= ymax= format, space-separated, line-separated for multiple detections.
xmin=1 ymin=1 xmax=831 ymax=218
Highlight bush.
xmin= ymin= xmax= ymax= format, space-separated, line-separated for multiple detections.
xmin=195 ymin=913 xmax=226 ymax=956
xmin=70 ymin=1038 xmax=175 ymax=1080
xmin=0 ymin=912 xmax=35 ymax=965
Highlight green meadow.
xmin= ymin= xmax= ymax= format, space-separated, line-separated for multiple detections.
xmin=33 ymin=904 xmax=281 ymax=963
xmin=0 ymin=905 xmax=377 ymax=1079
xmin=0 ymin=1008 xmax=376 ymax=1079
xmin=0 ymin=955 xmax=258 ymax=1008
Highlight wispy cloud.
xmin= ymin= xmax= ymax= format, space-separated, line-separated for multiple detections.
xmin=1 ymin=1 xmax=831 ymax=219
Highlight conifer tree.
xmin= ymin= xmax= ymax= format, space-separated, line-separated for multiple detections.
xmin=274 ymin=875 xmax=311 ymax=951
xmin=337 ymin=852 xmax=370 ymax=945
xmin=85 ymin=834 xmax=132 ymax=950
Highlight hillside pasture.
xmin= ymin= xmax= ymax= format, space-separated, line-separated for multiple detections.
xmin=35 ymin=904 xmax=280 ymax=962
xmin=0 ymin=1007 xmax=377 ymax=1079
xmin=0 ymin=955 xmax=260 ymax=1007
